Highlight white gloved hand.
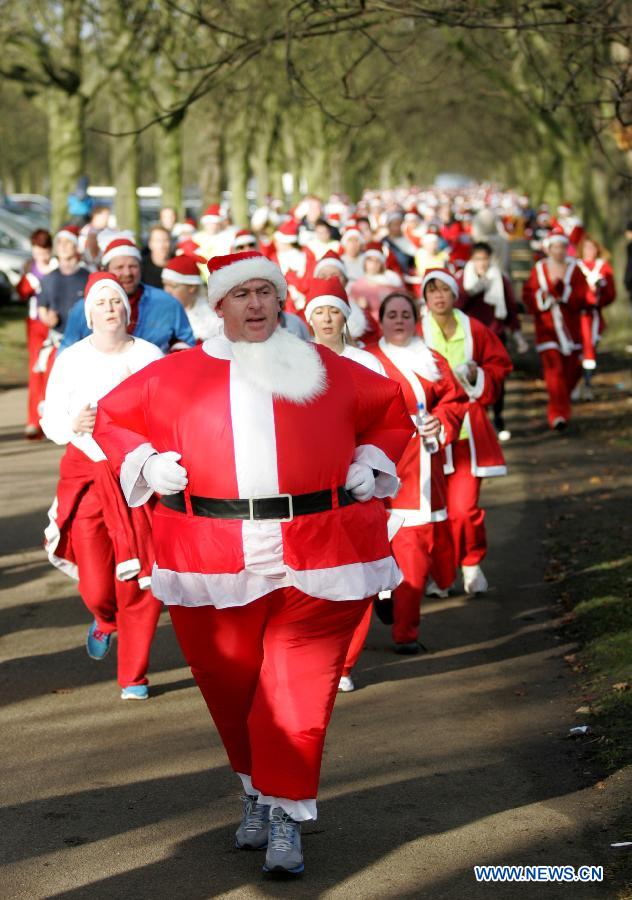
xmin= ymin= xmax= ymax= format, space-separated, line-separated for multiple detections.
xmin=345 ymin=462 xmax=376 ymax=502
xmin=514 ymin=331 xmax=529 ymax=354
xmin=142 ymin=451 xmax=188 ymax=495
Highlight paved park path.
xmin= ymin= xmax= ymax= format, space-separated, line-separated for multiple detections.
xmin=0 ymin=377 xmax=629 ymax=899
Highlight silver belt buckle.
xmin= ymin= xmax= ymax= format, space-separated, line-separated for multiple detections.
xmin=248 ymin=493 xmax=294 ymax=522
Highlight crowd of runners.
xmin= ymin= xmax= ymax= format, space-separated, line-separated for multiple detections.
xmin=13 ymin=181 xmax=619 ymax=876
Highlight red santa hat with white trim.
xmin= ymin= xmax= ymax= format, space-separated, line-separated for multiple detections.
xmin=273 ymin=218 xmax=300 ymax=244
xmin=161 ymin=255 xmax=203 ymax=286
xmin=363 ymin=242 xmax=386 ymax=264
xmin=83 ymin=271 xmax=131 ymax=329
xmin=206 ymin=251 xmax=287 ymax=310
xmin=340 ymin=226 xmax=364 ymax=247
xmin=313 ymin=249 xmax=347 ymax=278
xmin=55 ymin=225 xmax=80 ymax=245
xmin=101 ymin=237 xmax=142 ymax=267
xmin=304 ymin=277 xmax=352 ymax=323
xmin=543 ymin=226 xmax=569 ymax=252
xmin=200 ymin=203 xmax=225 ymax=225
xmin=232 ymin=229 xmax=258 ymax=251
xmin=421 ymin=267 xmax=458 ymax=298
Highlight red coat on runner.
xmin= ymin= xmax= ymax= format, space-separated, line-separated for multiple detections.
xmin=369 ymin=339 xmax=468 ymax=524
xmin=522 ymin=259 xmax=588 ymax=356
xmin=421 ymin=309 xmax=512 ymax=477
xmin=94 ymin=337 xmax=414 ymax=608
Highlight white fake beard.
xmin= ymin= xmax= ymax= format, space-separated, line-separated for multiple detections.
xmin=231 ymin=327 xmax=327 ymax=403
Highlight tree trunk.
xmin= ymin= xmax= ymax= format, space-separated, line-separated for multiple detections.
xmin=109 ymin=78 xmax=140 ymax=239
xmin=157 ymin=120 xmax=184 ymax=217
xmin=225 ymin=106 xmax=251 ymax=227
xmin=47 ymin=90 xmax=86 ymax=230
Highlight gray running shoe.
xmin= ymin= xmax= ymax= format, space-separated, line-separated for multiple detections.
xmin=262 ymin=807 xmax=304 ymax=875
xmin=235 ymin=794 xmax=270 ymax=850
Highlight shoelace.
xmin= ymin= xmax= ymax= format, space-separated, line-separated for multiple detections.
xmin=268 ymin=811 xmax=296 ymax=853
xmin=241 ymin=796 xmax=268 ymax=833
xmin=92 ymin=628 xmax=109 ymax=643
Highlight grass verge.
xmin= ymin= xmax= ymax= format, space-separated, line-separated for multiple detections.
xmin=0 ymin=304 xmax=28 ymax=388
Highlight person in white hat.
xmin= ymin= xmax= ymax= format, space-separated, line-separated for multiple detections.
xmin=40 ymin=271 xmax=163 ymax=700
xmin=93 ymin=250 xmax=413 ymax=877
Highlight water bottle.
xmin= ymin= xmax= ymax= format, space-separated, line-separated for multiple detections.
xmin=416 ymin=402 xmax=439 ymax=454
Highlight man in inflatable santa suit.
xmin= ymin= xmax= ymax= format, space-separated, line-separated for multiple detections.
xmin=93 ymin=250 xmax=413 ymax=878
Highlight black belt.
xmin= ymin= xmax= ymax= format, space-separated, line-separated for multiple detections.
xmin=159 ymin=486 xmax=356 ymax=521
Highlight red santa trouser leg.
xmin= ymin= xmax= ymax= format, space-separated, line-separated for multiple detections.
xmin=580 ymin=312 xmax=597 ymax=369
xmin=446 ymin=439 xmax=486 ymax=568
xmin=71 ymin=485 xmax=160 ymax=686
xmin=169 ymin=588 xmax=370 ymax=801
xmin=390 ymin=524 xmax=433 ymax=644
xmin=114 ymin=583 xmax=161 ymax=687
xmin=539 ymin=348 xmax=573 ymax=426
xmin=429 ymin=518 xmax=457 ymax=590
xmin=25 ymin=318 xmax=48 ymax=429
xmin=342 ymin=601 xmax=373 ymax=676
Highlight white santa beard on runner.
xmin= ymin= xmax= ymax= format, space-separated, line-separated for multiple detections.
xmin=230 ymin=327 xmax=327 ymax=402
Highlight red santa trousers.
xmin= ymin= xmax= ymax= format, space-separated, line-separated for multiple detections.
xmin=390 ymin=522 xmax=455 ymax=644
xmin=25 ymin=317 xmax=51 ymax=430
xmin=539 ymin=348 xmax=582 ymax=426
xmin=169 ymin=588 xmax=370 ymax=801
xmin=445 ymin=439 xmax=486 ymax=568
xmin=342 ymin=601 xmax=374 ymax=676
xmin=70 ymin=484 xmax=161 ymax=687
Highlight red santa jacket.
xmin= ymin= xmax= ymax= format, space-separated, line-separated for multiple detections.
xmin=421 ymin=310 xmax=512 ymax=478
xmin=577 ymin=258 xmax=616 ymax=335
xmin=522 ymin=259 xmax=588 ymax=356
xmin=93 ymin=337 xmax=414 ymax=608
xmin=369 ymin=338 xmax=467 ymax=525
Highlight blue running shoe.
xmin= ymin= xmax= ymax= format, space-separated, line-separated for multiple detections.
xmin=86 ymin=621 xmax=111 ymax=660
xmin=120 ymin=684 xmax=149 ymax=700
xmin=235 ymin=794 xmax=270 ymax=849
xmin=263 ymin=807 xmax=304 ymax=875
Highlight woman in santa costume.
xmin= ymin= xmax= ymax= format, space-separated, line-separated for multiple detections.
xmin=456 ymin=241 xmax=528 ymax=441
xmin=40 ymin=272 xmax=163 ymax=699
xmin=522 ymin=230 xmax=589 ymax=429
xmin=16 ymin=228 xmax=56 ymax=439
xmin=304 ymin=276 xmax=386 ymax=691
xmin=420 ymin=269 xmax=512 ymax=595
xmin=93 ymin=251 xmax=413 ymax=877
xmin=575 ymin=235 xmax=616 ymax=400
xmin=367 ymin=291 xmax=468 ymax=652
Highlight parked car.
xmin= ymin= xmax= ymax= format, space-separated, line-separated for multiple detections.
xmin=0 ymin=209 xmax=33 ymax=303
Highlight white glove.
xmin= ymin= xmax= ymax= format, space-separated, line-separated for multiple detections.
xmin=142 ymin=451 xmax=188 ymax=495
xmin=514 ymin=331 xmax=529 ymax=354
xmin=345 ymin=462 xmax=375 ymax=502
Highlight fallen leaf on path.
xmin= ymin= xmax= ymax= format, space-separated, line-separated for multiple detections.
xmin=589 ymin=476 xmax=602 ymax=485
xmin=612 ymin=682 xmax=631 ymax=692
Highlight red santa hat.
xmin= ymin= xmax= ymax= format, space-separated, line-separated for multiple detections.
xmin=557 ymin=201 xmax=573 ymax=215
xmin=543 ymin=227 xmax=569 ymax=251
xmin=55 ymin=225 xmax=80 ymax=245
xmin=161 ymin=255 xmax=202 ymax=286
xmin=363 ymin=242 xmax=386 ymax=264
xmin=206 ymin=251 xmax=287 ymax=309
xmin=304 ymin=277 xmax=352 ymax=323
xmin=421 ymin=268 xmax=458 ymax=298
xmin=175 ymin=238 xmax=207 ymax=261
xmin=200 ymin=203 xmax=224 ymax=225
xmin=273 ymin=219 xmax=300 ymax=244
xmin=313 ymin=249 xmax=347 ymax=278
xmin=340 ymin=227 xmax=364 ymax=247
xmin=101 ymin=237 xmax=142 ymax=267
xmin=233 ymin=229 xmax=257 ymax=250
xmin=83 ymin=272 xmax=131 ymax=329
